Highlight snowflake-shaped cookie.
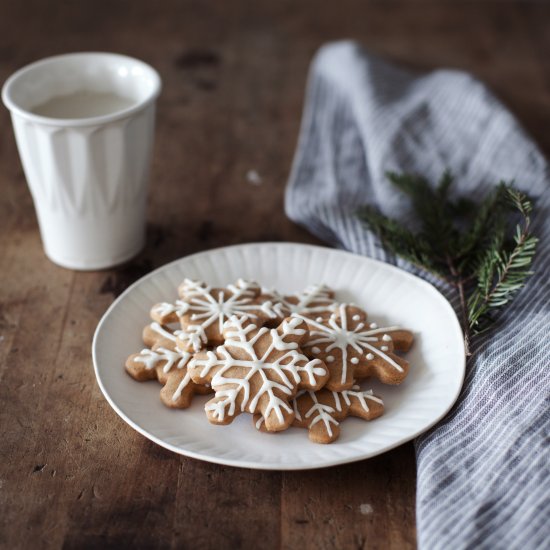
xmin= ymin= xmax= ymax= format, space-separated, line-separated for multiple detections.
xmin=125 ymin=322 xmax=209 ymax=409
xmin=265 ymin=284 xmax=338 ymax=319
xmin=150 ymin=279 xmax=283 ymax=352
xmin=255 ymin=385 xmax=384 ymax=444
xmin=296 ymin=304 xmax=414 ymax=390
xmin=188 ymin=315 xmax=329 ymax=431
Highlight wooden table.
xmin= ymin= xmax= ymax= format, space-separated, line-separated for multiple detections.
xmin=1 ymin=1 xmax=548 ymax=548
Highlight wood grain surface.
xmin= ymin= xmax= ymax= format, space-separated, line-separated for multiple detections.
xmin=1 ymin=1 xmax=548 ymax=548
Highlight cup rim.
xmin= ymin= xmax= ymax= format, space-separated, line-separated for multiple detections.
xmin=1 ymin=51 xmax=162 ymax=127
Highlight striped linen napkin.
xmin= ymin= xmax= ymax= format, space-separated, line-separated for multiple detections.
xmin=285 ymin=41 xmax=549 ymax=550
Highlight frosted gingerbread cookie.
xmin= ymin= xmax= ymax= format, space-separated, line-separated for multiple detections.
xmin=188 ymin=315 xmax=329 ymax=432
xmin=125 ymin=322 xmax=189 ymax=383
xmin=125 ymin=322 xmax=210 ymax=409
xmin=296 ymin=304 xmax=414 ymax=390
xmin=255 ymin=385 xmax=384 ymax=444
xmin=263 ymin=284 xmax=338 ymax=320
xmin=150 ymin=279 xmax=283 ymax=352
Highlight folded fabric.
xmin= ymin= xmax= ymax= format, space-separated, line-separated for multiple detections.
xmin=285 ymin=41 xmax=550 ymax=550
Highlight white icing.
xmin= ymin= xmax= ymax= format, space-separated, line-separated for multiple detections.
xmin=134 ymin=346 xmax=191 ymax=374
xmin=277 ymin=284 xmax=337 ymax=316
xmin=292 ymin=389 xmax=306 ymax=421
xmin=311 ymin=346 xmax=321 ymax=354
xmin=332 ymin=391 xmax=343 ymax=412
xmin=189 ymin=316 xmax=326 ymax=424
xmin=326 ymin=355 xmax=335 ymax=363
xmin=256 ymin=385 xmax=383 ymax=438
xmin=293 ymin=385 xmax=383 ymax=438
xmin=304 ymin=392 xmax=338 ymax=437
xmin=151 ymin=300 xmax=189 ymax=319
xmin=297 ymin=304 xmax=404 ymax=384
xmin=316 ymin=317 xmax=323 ymax=323
xmin=172 ymin=371 xmax=193 ymax=401
xmin=150 ymin=321 xmax=180 ymax=343
xmin=352 ymin=314 xmax=361 ymax=321
xmin=351 ymin=357 xmax=359 ymax=364
xmin=177 ymin=327 xmax=208 ymax=354
xmin=382 ymin=334 xmax=392 ymax=342
xmin=340 ymin=385 xmax=384 ymax=409
xmin=150 ymin=321 xmax=204 ymax=357
xmin=141 ymin=323 xmax=194 ymax=400
xmin=174 ymin=279 xmax=282 ymax=352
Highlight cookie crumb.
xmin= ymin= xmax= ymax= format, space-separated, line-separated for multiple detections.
xmin=359 ymin=503 xmax=373 ymax=515
xmin=246 ymin=169 xmax=262 ymax=185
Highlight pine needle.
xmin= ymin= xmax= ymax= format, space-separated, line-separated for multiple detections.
xmin=357 ymin=205 xmax=436 ymax=272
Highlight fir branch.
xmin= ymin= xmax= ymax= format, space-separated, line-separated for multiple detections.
xmin=357 ymin=205 xmax=436 ymax=271
xmin=357 ymin=172 xmax=538 ymax=352
xmin=455 ymin=183 xmax=508 ymax=272
xmin=387 ymin=170 xmax=459 ymax=264
xmin=468 ymin=187 xmax=538 ymax=332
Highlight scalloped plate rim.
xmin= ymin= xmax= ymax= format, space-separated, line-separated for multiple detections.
xmin=92 ymin=242 xmax=466 ymax=470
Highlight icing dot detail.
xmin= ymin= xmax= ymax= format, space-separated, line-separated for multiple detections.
xmin=381 ymin=346 xmax=389 ymax=351
xmin=352 ymin=314 xmax=361 ymax=321
xmin=326 ymin=355 xmax=335 ymax=363
xmin=296 ymin=303 xmax=407 ymax=385
xmin=351 ymin=357 xmax=359 ymax=364
xmin=382 ymin=334 xmax=392 ymax=341
xmin=316 ymin=317 xmax=323 ymax=323
xmin=311 ymin=346 xmax=321 ymax=354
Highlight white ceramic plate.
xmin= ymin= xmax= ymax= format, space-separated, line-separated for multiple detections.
xmin=92 ymin=242 xmax=465 ymax=470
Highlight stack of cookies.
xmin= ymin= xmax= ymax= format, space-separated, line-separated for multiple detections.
xmin=125 ymin=279 xmax=414 ymax=444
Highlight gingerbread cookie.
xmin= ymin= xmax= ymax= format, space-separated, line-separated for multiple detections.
xmin=151 ymin=279 xmax=282 ymax=352
xmin=296 ymin=304 xmax=413 ymax=390
xmin=255 ymin=385 xmax=384 ymax=443
xmin=188 ymin=315 xmax=329 ymax=431
xmin=125 ymin=322 xmax=209 ymax=409
xmin=125 ymin=323 xmax=189 ymax=383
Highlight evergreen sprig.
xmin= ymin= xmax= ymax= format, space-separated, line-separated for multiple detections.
xmin=357 ymin=171 xmax=538 ymax=352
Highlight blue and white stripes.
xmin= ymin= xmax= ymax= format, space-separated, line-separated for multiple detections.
xmin=285 ymin=41 xmax=550 ymax=550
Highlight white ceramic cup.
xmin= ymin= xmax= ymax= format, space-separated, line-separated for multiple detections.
xmin=2 ymin=52 xmax=162 ymax=270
